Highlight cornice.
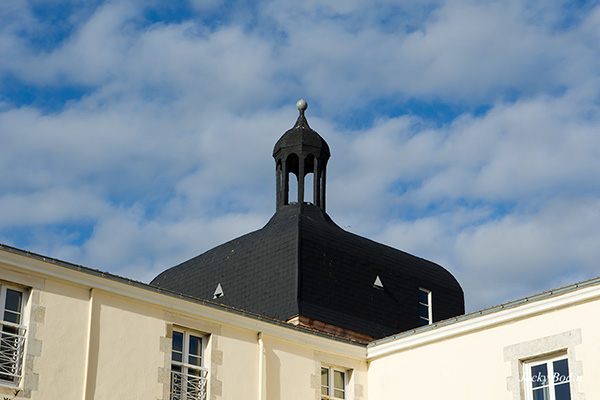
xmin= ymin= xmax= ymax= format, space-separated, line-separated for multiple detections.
xmin=367 ymin=279 xmax=600 ymax=360
xmin=0 ymin=246 xmax=367 ymax=361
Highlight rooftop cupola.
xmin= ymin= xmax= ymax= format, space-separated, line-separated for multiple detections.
xmin=273 ymin=100 xmax=330 ymax=211
xmin=151 ymin=100 xmax=465 ymax=340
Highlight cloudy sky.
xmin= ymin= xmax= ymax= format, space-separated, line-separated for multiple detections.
xmin=1 ymin=0 xmax=599 ymax=312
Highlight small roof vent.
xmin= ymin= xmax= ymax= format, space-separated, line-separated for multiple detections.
xmin=213 ymin=283 xmax=224 ymax=299
xmin=373 ymin=275 xmax=384 ymax=290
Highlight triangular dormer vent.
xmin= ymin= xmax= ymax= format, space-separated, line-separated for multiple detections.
xmin=213 ymin=283 xmax=224 ymax=299
xmin=373 ymin=275 xmax=384 ymax=290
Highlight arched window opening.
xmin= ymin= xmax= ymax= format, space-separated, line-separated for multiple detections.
xmin=319 ymin=162 xmax=327 ymax=211
xmin=288 ymin=171 xmax=298 ymax=203
xmin=303 ymin=154 xmax=316 ymax=204
xmin=276 ymin=152 xmax=326 ymax=209
xmin=276 ymin=160 xmax=284 ymax=208
xmin=305 ymin=172 xmax=314 ymax=204
xmin=286 ymin=154 xmax=300 ymax=203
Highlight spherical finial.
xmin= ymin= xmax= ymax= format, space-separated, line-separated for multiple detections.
xmin=296 ymin=99 xmax=308 ymax=112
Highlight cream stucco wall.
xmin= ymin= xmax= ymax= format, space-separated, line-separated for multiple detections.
xmin=85 ymin=290 xmax=167 ymax=400
xmin=0 ymin=252 xmax=367 ymax=400
xmin=2 ymin=248 xmax=599 ymax=400
xmin=35 ymin=279 xmax=89 ymax=399
xmin=261 ymin=334 xmax=367 ymax=400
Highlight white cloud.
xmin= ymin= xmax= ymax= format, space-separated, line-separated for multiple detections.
xmin=76 ymin=206 xmax=269 ymax=281
xmin=0 ymin=0 xmax=599 ymax=313
xmin=0 ymin=186 xmax=108 ymax=225
xmin=454 ymin=197 xmax=600 ymax=309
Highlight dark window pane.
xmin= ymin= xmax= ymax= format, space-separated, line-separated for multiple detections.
xmin=1 ymin=324 xmax=18 ymax=336
xmin=554 ymin=382 xmax=571 ymax=400
xmin=189 ymin=335 xmax=201 ymax=356
xmin=172 ymin=332 xmax=183 ymax=353
xmin=172 ymin=352 xmax=182 ymax=363
xmin=321 ymin=367 xmax=329 ymax=395
xmin=5 ymin=290 xmax=22 ymax=313
xmin=188 ymin=356 xmax=201 ymax=366
xmin=531 ymin=364 xmax=548 ymax=388
xmin=533 ymin=387 xmax=550 ymax=400
xmin=334 ymin=370 xmax=344 ymax=390
xmin=419 ymin=304 xmax=429 ymax=319
xmin=553 ymin=359 xmax=570 ymax=383
xmin=3 ymin=310 xmax=20 ymax=324
xmin=419 ymin=317 xmax=429 ymax=326
xmin=419 ymin=289 xmax=429 ymax=305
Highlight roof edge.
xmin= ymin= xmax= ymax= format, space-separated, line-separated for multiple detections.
xmin=0 ymin=243 xmax=366 ymax=350
xmin=367 ymin=274 xmax=600 ymax=359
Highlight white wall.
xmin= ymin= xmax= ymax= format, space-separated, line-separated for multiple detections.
xmin=368 ymin=287 xmax=600 ymax=400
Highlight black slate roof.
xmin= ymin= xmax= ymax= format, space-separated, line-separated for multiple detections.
xmin=151 ymin=203 xmax=464 ymax=338
xmin=273 ymin=112 xmax=330 ymax=158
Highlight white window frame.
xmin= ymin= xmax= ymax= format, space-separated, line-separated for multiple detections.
xmin=321 ymin=365 xmax=347 ymax=400
xmin=170 ymin=330 xmax=208 ymax=400
xmin=0 ymin=284 xmax=26 ymax=386
xmin=418 ymin=288 xmax=432 ymax=326
xmin=523 ymin=354 xmax=572 ymax=400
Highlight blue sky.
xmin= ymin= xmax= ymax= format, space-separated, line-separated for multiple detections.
xmin=1 ymin=0 xmax=600 ymax=312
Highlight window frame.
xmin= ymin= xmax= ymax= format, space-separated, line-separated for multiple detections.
xmin=523 ymin=354 xmax=572 ymax=400
xmin=418 ymin=287 xmax=432 ymax=326
xmin=170 ymin=329 xmax=208 ymax=400
xmin=321 ymin=365 xmax=347 ymax=400
xmin=0 ymin=283 xmax=27 ymax=386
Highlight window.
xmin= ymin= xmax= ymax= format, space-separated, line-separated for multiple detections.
xmin=524 ymin=355 xmax=572 ymax=400
xmin=171 ymin=330 xmax=207 ymax=400
xmin=0 ymin=285 xmax=26 ymax=385
xmin=321 ymin=366 xmax=346 ymax=400
xmin=419 ymin=288 xmax=432 ymax=326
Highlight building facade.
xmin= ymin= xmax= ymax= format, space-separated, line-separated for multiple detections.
xmin=0 ymin=102 xmax=597 ymax=399
xmin=1 ymin=244 xmax=599 ymax=399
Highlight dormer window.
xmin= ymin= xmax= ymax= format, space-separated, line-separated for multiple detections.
xmin=213 ymin=283 xmax=224 ymax=300
xmin=419 ymin=288 xmax=432 ymax=326
xmin=373 ymin=275 xmax=384 ymax=290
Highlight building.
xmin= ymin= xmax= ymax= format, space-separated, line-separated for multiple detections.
xmin=0 ymin=101 xmax=598 ymax=399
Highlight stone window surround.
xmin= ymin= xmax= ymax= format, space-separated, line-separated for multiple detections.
xmin=159 ymin=313 xmax=223 ymax=400
xmin=311 ymin=351 xmax=364 ymax=400
xmin=504 ymin=329 xmax=584 ymax=400
xmin=0 ymin=270 xmax=45 ymax=399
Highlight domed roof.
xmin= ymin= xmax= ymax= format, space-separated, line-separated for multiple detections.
xmin=151 ymin=101 xmax=464 ymax=340
xmin=273 ymin=111 xmax=330 ymax=159
xmin=151 ymin=204 xmax=464 ymax=339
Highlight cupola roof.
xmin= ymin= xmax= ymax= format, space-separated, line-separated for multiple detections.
xmin=273 ymin=99 xmax=330 ymax=159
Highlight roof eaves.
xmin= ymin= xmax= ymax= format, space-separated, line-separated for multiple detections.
xmin=0 ymin=243 xmax=365 ymax=347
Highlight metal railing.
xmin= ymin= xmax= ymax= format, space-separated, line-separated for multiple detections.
xmin=170 ymin=362 xmax=208 ymax=400
xmin=0 ymin=320 xmax=26 ymax=384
